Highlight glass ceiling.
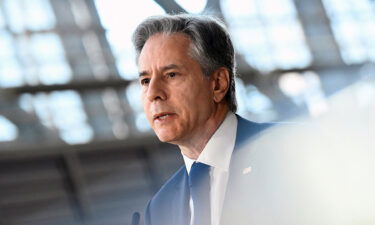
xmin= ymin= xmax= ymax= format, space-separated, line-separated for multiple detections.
xmin=322 ymin=0 xmax=375 ymax=64
xmin=0 ymin=0 xmax=373 ymax=144
xmin=221 ymin=0 xmax=312 ymax=71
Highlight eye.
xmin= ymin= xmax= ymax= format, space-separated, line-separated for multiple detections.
xmin=140 ymin=78 xmax=150 ymax=85
xmin=167 ymin=72 xmax=177 ymax=78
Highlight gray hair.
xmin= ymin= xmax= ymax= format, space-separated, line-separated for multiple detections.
xmin=132 ymin=14 xmax=237 ymax=113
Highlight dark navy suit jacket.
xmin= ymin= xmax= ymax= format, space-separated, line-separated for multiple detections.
xmin=145 ymin=115 xmax=269 ymax=225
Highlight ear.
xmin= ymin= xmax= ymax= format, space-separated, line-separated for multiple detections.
xmin=211 ymin=67 xmax=230 ymax=103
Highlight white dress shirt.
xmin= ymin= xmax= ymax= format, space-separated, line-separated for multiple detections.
xmin=182 ymin=112 xmax=238 ymax=225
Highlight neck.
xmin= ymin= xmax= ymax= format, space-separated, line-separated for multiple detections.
xmin=178 ymin=105 xmax=229 ymax=160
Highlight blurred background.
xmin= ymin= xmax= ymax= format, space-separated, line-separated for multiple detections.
xmin=0 ymin=0 xmax=374 ymax=224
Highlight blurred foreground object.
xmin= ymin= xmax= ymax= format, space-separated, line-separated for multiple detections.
xmin=222 ymin=77 xmax=375 ymax=225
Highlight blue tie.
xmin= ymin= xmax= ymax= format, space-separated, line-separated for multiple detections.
xmin=189 ymin=162 xmax=211 ymax=225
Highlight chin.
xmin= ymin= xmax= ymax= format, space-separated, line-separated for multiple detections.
xmin=156 ymin=134 xmax=175 ymax=143
xmin=155 ymin=131 xmax=179 ymax=143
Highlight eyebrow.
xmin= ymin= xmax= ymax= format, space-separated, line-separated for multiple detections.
xmin=139 ymin=64 xmax=182 ymax=77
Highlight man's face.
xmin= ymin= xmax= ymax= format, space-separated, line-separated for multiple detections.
xmin=138 ymin=33 xmax=216 ymax=144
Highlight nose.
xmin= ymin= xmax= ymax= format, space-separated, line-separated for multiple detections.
xmin=146 ymin=77 xmax=167 ymax=102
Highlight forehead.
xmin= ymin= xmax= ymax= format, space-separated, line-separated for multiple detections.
xmin=138 ymin=33 xmax=194 ymax=69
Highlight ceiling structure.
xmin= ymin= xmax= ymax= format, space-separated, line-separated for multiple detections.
xmin=0 ymin=0 xmax=374 ymax=149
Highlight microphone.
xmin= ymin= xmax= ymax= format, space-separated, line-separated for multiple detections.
xmin=131 ymin=212 xmax=140 ymax=225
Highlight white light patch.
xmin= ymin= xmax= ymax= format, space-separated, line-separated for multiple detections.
xmin=0 ymin=115 xmax=18 ymax=142
xmin=175 ymin=0 xmax=207 ymax=13
xmin=242 ymin=166 xmax=252 ymax=175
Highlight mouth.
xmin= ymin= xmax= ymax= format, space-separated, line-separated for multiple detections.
xmin=153 ymin=112 xmax=175 ymax=121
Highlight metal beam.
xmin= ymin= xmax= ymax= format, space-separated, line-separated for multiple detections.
xmin=293 ymin=0 xmax=344 ymax=67
xmin=0 ymin=135 xmax=162 ymax=161
xmin=153 ymin=0 xmax=186 ymax=14
xmin=2 ymin=79 xmax=131 ymax=95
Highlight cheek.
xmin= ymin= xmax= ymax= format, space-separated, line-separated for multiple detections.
xmin=141 ymin=97 xmax=147 ymax=111
xmin=174 ymin=91 xmax=195 ymax=113
xmin=177 ymin=83 xmax=211 ymax=108
xmin=142 ymin=100 xmax=152 ymax=119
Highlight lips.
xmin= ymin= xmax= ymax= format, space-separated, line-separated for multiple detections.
xmin=153 ymin=112 xmax=175 ymax=121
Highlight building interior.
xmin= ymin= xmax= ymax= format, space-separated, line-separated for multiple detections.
xmin=0 ymin=0 xmax=374 ymax=224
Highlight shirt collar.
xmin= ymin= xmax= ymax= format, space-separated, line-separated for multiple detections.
xmin=182 ymin=112 xmax=238 ymax=173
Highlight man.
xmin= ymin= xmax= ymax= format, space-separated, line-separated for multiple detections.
xmin=132 ymin=13 xmax=375 ymax=225
xmin=132 ymin=14 xmax=269 ymax=225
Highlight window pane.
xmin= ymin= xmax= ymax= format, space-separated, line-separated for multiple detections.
xmin=222 ymin=0 xmax=312 ymax=71
xmin=95 ymin=0 xmax=165 ymax=80
xmin=31 ymin=33 xmax=66 ymax=62
xmin=4 ymin=0 xmax=25 ymax=32
xmin=175 ymin=0 xmax=207 ymax=14
xmin=24 ymin=0 xmax=56 ymax=30
xmin=33 ymin=91 xmax=94 ymax=144
xmin=0 ymin=31 xmax=15 ymax=59
xmin=322 ymin=0 xmax=375 ymax=64
xmin=258 ymin=0 xmax=296 ymax=17
xmin=30 ymin=33 xmax=72 ymax=84
xmin=0 ymin=31 xmax=24 ymax=87
xmin=0 ymin=115 xmax=18 ymax=142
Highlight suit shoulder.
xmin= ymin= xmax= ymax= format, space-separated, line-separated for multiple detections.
xmin=235 ymin=115 xmax=272 ymax=148
xmin=146 ymin=166 xmax=187 ymax=224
